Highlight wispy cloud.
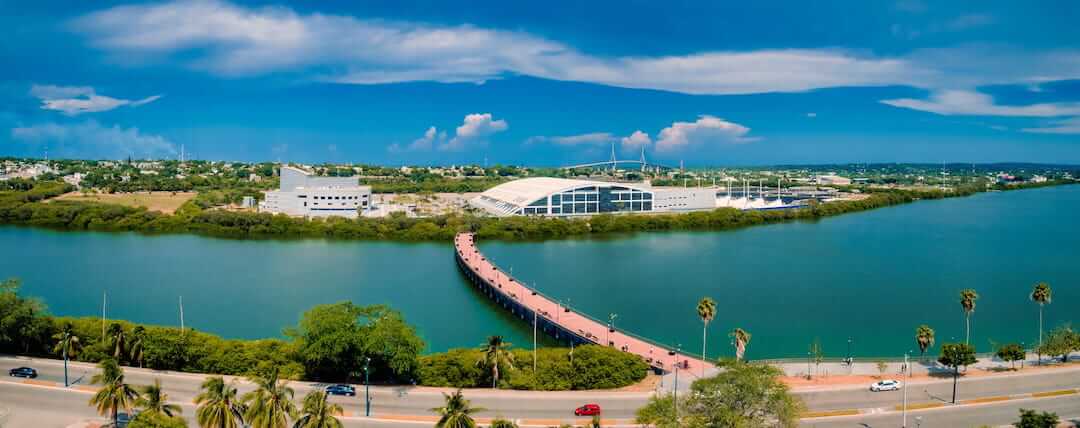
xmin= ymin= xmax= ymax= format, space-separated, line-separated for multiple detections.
xmin=1022 ymin=117 xmax=1080 ymax=135
xmin=70 ymin=0 xmax=1080 ymax=96
xmin=31 ymin=84 xmax=162 ymax=115
xmin=526 ymin=132 xmax=615 ymax=146
xmin=11 ymin=120 xmax=176 ymax=159
xmin=881 ymin=89 xmax=1080 ymax=117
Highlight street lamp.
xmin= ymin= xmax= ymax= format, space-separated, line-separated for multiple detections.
xmin=608 ymin=313 xmax=617 ymax=346
xmin=363 ymin=357 xmax=371 ymax=417
xmin=903 ymin=352 xmax=910 ymax=428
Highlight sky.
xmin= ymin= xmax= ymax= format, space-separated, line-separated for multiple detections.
xmin=2 ymin=0 xmax=1079 ymax=166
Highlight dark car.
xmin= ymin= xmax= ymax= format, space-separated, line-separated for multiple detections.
xmin=8 ymin=367 xmax=37 ymax=378
xmin=325 ymin=384 xmax=356 ymax=396
xmin=115 ymin=411 xmax=138 ymax=428
xmin=574 ymin=404 xmax=601 ymax=416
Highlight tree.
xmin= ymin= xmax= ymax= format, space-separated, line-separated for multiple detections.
xmin=0 ymin=278 xmax=52 ymax=354
xmin=809 ymin=339 xmax=824 ymax=378
xmin=477 ymin=336 xmax=514 ymax=389
xmin=53 ymin=321 xmax=81 ymax=386
xmin=938 ymin=343 xmax=977 ymax=403
xmin=128 ymin=411 xmax=188 ymax=428
xmin=107 ymin=322 xmax=128 ymax=361
xmin=875 ymin=361 xmax=888 ymax=379
xmin=1016 ymin=408 xmax=1059 ymax=428
xmin=431 ymin=389 xmax=484 ymax=428
xmin=287 ymin=302 xmax=425 ymax=382
xmin=130 ymin=325 xmax=146 ymax=368
xmin=242 ymin=368 xmax=298 ymax=428
xmin=995 ymin=343 xmax=1025 ymax=370
xmin=729 ymin=328 xmax=751 ymax=362
xmin=696 ymin=297 xmax=716 ymax=376
xmin=959 ymin=289 xmax=979 ymax=345
xmin=293 ymin=390 xmax=343 ymax=428
xmin=195 ymin=376 xmax=247 ymax=428
xmin=89 ymin=358 xmax=140 ymax=426
xmin=1031 ymin=282 xmax=1052 ymax=350
xmin=137 ymin=378 xmax=182 ymax=417
xmin=1037 ymin=325 xmax=1079 ymax=363
xmin=637 ymin=361 xmax=803 ymax=428
xmin=489 ymin=418 xmax=518 ymax=428
xmin=915 ymin=325 xmax=935 ymax=360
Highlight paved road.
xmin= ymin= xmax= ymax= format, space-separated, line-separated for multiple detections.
xmin=801 ymin=395 xmax=1080 ymax=428
xmin=4 ymin=355 xmax=1079 ymax=422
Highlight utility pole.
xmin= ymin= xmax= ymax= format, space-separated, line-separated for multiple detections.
xmin=363 ymin=357 xmax=371 ymax=417
xmin=533 ymin=300 xmax=538 ymax=371
xmin=179 ymin=295 xmax=185 ymax=334
xmin=101 ymin=291 xmax=107 ymax=337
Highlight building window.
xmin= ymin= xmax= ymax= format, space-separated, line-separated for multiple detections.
xmin=574 ymin=194 xmax=587 ymax=202
xmin=586 ymin=193 xmax=598 ymax=201
xmin=551 ymin=207 xmax=561 ymax=214
xmin=551 ymin=194 xmax=561 ymax=204
xmin=643 ymin=201 xmax=652 ymax=211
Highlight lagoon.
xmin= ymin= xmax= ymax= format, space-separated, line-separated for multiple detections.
xmin=3 ymin=185 xmax=1077 ymax=360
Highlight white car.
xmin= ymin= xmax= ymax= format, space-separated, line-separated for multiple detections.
xmin=870 ymin=379 xmax=901 ymax=392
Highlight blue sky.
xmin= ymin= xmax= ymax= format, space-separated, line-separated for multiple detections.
xmin=2 ymin=0 xmax=1079 ymax=166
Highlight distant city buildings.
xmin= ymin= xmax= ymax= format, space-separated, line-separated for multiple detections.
xmin=259 ymin=166 xmax=371 ymax=218
xmin=815 ymin=174 xmax=852 ymax=186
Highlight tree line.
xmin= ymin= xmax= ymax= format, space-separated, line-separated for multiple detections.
xmin=7 ymin=179 xmax=1068 ymax=243
xmin=1 ymin=279 xmax=647 ymax=392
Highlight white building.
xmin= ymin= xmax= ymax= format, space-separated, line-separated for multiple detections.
xmin=470 ymin=177 xmax=715 ymax=217
xmin=259 ymin=166 xmax=371 ymax=218
xmin=815 ymin=174 xmax=852 ymax=186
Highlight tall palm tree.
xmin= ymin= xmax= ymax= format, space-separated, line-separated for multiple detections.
xmin=696 ymin=297 xmax=717 ymax=376
xmin=477 ymin=336 xmax=514 ymax=389
xmin=915 ymin=325 xmax=935 ymax=360
xmin=1031 ymin=282 xmax=1052 ymax=349
xmin=292 ymin=390 xmax=343 ymax=428
xmin=107 ymin=322 xmax=127 ymax=361
xmin=242 ymin=368 xmax=297 ymax=428
xmin=129 ymin=325 xmax=146 ymax=368
xmin=196 ymin=376 xmax=247 ymax=428
xmin=89 ymin=358 xmax=140 ymax=426
xmin=52 ymin=321 xmax=81 ymax=387
xmin=136 ymin=378 xmax=182 ymax=417
xmin=431 ymin=389 xmax=484 ymax=428
xmin=959 ymin=289 xmax=979 ymax=345
xmin=729 ymin=328 xmax=751 ymax=361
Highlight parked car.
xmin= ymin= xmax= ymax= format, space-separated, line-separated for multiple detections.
xmin=870 ymin=379 xmax=901 ymax=392
xmin=325 ymin=384 xmax=356 ymax=396
xmin=8 ymin=367 xmax=37 ymax=379
xmin=574 ymin=404 xmax=601 ymax=416
xmin=115 ymin=411 xmax=138 ymax=428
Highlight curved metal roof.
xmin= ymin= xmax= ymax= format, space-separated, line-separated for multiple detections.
xmin=471 ymin=177 xmax=653 ymax=216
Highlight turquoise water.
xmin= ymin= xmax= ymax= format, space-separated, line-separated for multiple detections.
xmin=2 ymin=185 xmax=1077 ymax=359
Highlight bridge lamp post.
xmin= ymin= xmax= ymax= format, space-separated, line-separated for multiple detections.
xmin=608 ymin=313 xmax=617 ymax=346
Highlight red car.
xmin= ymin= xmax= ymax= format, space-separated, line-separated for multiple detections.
xmin=574 ymin=404 xmax=601 ymax=416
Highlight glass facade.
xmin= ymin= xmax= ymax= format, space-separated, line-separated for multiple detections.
xmin=518 ymin=185 xmax=654 ymax=216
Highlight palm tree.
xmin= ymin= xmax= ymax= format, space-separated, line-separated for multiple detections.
xmin=130 ymin=325 xmax=146 ymax=368
xmin=729 ymin=328 xmax=751 ymax=361
xmin=490 ymin=418 xmax=518 ymax=428
xmin=242 ymin=368 xmax=297 ymax=428
xmin=477 ymin=336 xmax=514 ymax=389
xmin=196 ymin=376 xmax=247 ymax=428
xmin=52 ymin=321 xmax=81 ymax=387
xmin=88 ymin=358 xmax=140 ymax=426
xmin=1031 ymin=282 xmax=1052 ymax=349
xmin=959 ymin=289 xmax=979 ymax=345
xmin=292 ymin=390 xmax=343 ymax=428
xmin=696 ymin=297 xmax=717 ymax=376
xmin=915 ymin=325 xmax=935 ymax=361
xmin=431 ymin=389 xmax=484 ymax=428
xmin=107 ymin=322 xmax=127 ymax=361
xmin=137 ymin=378 xmax=182 ymax=417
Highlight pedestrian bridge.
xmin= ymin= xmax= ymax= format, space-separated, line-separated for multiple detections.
xmin=454 ymin=232 xmax=709 ymax=374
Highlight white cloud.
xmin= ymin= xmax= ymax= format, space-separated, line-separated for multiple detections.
xmin=11 ymin=120 xmax=176 ymax=159
xmin=70 ymin=1 xmax=1080 ymax=96
xmin=945 ymin=14 xmax=995 ymax=31
xmin=443 ymin=113 xmax=507 ymax=151
xmin=620 ymin=130 xmax=651 ymax=154
xmin=881 ymin=89 xmax=1080 ymax=117
xmin=655 ymin=116 xmax=756 ymax=153
xmin=389 ymin=126 xmax=447 ymax=152
xmin=1022 ymin=117 xmax=1080 ymax=135
xmin=31 ymin=84 xmax=162 ymax=115
xmin=806 ymin=112 xmax=818 ymax=118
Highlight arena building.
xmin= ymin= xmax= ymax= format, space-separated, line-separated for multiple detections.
xmin=259 ymin=166 xmax=372 ymax=218
xmin=469 ymin=177 xmax=715 ymax=217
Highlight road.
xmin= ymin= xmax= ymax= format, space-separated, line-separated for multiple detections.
xmin=801 ymin=394 xmax=1080 ymax=428
xmin=3 ymin=355 xmax=1079 ymax=425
